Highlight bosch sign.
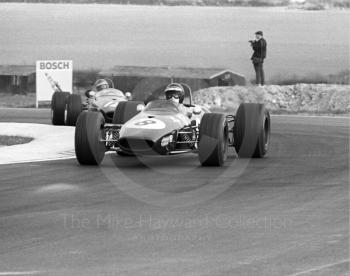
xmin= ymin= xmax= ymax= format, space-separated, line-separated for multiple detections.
xmin=39 ymin=61 xmax=71 ymax=70
xmin=36 ymin=60 xmax=73 ymax=107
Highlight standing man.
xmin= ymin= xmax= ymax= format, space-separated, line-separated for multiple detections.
xmin=250 ymin=31 xmax=267 ymax=86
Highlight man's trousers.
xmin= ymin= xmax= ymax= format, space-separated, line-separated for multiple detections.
xmin=253 ymin=62 xmax=265 ymax=85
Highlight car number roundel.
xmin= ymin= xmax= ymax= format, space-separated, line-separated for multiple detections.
xmin=127 ymin=118 xmax=166 ymax=129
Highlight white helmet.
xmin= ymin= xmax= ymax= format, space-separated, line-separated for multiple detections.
xmin=94 ymin=79 xmax=109 ymax=92
xmin=164 ymin=83 xmax=185 ymax=104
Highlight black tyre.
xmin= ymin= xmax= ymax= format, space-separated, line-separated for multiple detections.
xmin=234 ymin=103 xmax=270 ymax=158
xmin=198 ymin=113 xmax=228 ymax=166
xmin=75 ymin=112 xmax=106 ymax=165
xmin=116 ymin=150 xmax=135 ymax=157
xmin=51 ymin=92 xmax=69 ymax=125
xmin=112 ymin=101 xmax=143 ymax=124
xmin=66 ymin=94 xmax=82 ymax=126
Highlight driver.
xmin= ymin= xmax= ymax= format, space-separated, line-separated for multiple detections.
xmin=94 ymin=79 xmax=109 ymax=92
xmin=164 ymin=83 xmax=192 ymax=117
xmin=164 ymin=83 xmax=196 ymax=148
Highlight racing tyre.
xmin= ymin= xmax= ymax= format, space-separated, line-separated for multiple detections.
xmin=66 ymin=94 xmax=82 ymax=126
xmin=116 ymin=150 xmax=135 ymax=157
xmin=198 ymin=113 xmax=228 ymax=166
xmin=51 ymin=92 xmax=69 ymax=125
xmin=75 ymin=112 xmax=106 ymax=165
xmin=112 ymin=101 xmax=144 ymax=124
xmin=234 ymin=103 xmax=270 ymax=158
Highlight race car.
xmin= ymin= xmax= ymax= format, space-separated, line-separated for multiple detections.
xmin=51 ymin=78 xmax=130 ymax=126
xmin=74 ymin=83 xmax=271 ymax=166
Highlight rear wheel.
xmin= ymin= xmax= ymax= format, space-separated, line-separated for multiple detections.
xmin=75 ymin=112 xmax=106 ymax=165
xmin=112 ymin=101 xmax=143 ymax=124
xmin=198 ymin=113 xmax=228 ymax=166
xmin=66 ymin=94 xmax=82 ymax=126
xmin=234 ymin=103 xmax=270 ymax=158
xmin=51 ymin=92 xmax=69 ymax=125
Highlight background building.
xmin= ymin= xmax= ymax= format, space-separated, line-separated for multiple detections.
xmin=0 ymin=65 xmax=36 ymax=94
xmin=99 ymin=66 xmax=246 ymax=101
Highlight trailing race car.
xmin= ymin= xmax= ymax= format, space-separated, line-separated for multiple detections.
xmin=74 ymin=83 xmax=271 ymax=166
xmin=51 ymin=78 xmax=131 ymax=126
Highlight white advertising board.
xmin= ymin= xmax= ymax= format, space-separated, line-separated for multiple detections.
xmin=36 ymin=60 xmax=73 ymax=108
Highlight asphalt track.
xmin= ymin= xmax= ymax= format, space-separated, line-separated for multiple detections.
xmin=0 ymin=108 xmax=349 ymax=276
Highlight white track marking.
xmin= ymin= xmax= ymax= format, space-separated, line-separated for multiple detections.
xmin=0 ymin=123 xmax=75 ymax=165
xmin=0 ymin=271 xmax=42 ymax=275
xmin=0 ymin=150 xmax=117 ymax=166
xmin=0 ymin=107 xmax=50 ymax=111
xmin=286 ymin=259 xmax=350 ymax=276
xmin=1 ymin=156 xmax=77 ymax=166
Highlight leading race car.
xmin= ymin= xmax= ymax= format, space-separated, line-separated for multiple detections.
xmin=51 ymin=78 xmax=131 ymax=126
xmin=74 ymin=83 xmax=271 ymax=166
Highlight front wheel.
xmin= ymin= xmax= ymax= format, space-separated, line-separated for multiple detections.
xmin=234 ymin=103 xmax=270 ymax=158
xmin=75 ymin=112 xmax=106 ymax=165
xmin=198 ymin=113 xmax=228 ymax=166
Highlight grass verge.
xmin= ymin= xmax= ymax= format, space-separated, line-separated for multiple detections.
xmin=0 ymin=93 xmax=36 ymax=108
xmin=0 ymin=135 xmax=33 ymax=146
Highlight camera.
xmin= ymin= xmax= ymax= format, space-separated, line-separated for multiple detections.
xmin=249 ymin=40 xmax=254 ymax=43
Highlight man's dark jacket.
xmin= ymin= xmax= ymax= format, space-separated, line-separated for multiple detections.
xmin=251 ymin=38 xmax=267 ymax=62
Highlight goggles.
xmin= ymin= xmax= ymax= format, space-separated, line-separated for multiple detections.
xmin=96 ymin=84 xmax=108 ymax=91
xmin=165 ymin=91 xmax=180 ymax=100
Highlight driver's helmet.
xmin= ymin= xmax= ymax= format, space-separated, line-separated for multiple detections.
xmin=94 ymin=79 xmax=109 ymax=92
xmin=164 ymin=83 xmax=185 ymax=104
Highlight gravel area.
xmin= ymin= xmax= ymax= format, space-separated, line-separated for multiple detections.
xmin=193 ymin=84 xmax=350 ymax=114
